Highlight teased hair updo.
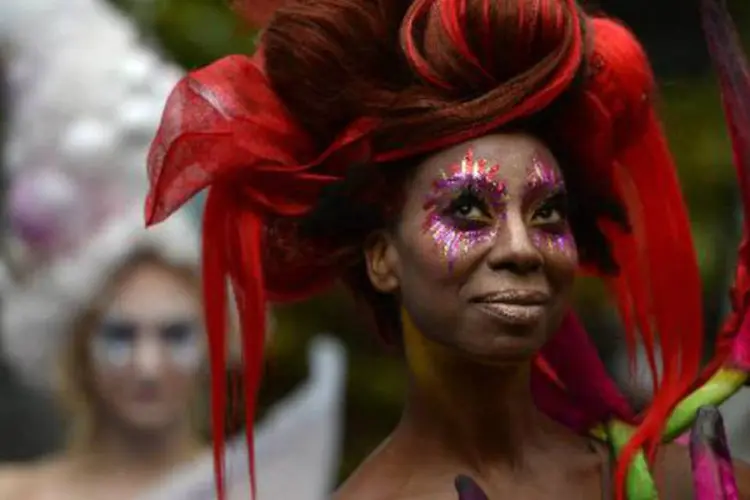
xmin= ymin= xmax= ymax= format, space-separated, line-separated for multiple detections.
xmin=264 ymin=0 xmax=586 ymax=150
xmin=261 ymin=0 xmax=646 ymax=305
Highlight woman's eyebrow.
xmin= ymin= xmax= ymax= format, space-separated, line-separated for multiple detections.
xmin=524 ymin=155 xmax=563 ymax=190
xmin=522 ymin=184 xmax=568 ymax=207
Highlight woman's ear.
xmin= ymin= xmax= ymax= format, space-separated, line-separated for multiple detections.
xmin=363 ymin=231 xmax=400 ymax=293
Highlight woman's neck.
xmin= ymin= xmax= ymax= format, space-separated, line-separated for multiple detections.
xmin=397 ymin=313 xmax=568 ymax=471
xmin=70 ymin=417 xmax=201 ymax=477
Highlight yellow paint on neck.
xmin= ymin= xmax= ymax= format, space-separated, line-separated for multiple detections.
xmin=401 ymin=308 xmax=455 ymax=390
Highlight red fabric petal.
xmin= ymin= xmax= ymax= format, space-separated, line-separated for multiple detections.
xmin=145 ymin=54 xmax=375 ymax=226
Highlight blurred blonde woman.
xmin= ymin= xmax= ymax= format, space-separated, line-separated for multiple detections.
xmin=0 ymin=199 xmax=347 ymax=500
xmin=0 ymin=206 xmax=208 ymax=499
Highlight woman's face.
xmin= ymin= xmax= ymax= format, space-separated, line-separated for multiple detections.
xmin=366 ymin=134 xmax=577 ymax=363
xmin=89 ymin=262 xmax=204 ymax=432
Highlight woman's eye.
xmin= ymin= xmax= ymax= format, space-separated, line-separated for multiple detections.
xmin=453 ymin=202 xmax=484 ymax=219
xmin=99 ymin=322 xmax=136 ymax=344
xmin=534 ymin=206 xmax=559 ymax=222
xmin=532 ymin=195 xmax=567 ymax=225
xmin=161 ymin=322 xmax=197 ymax=345
xmin=447 ymin=192 xmax=490 ymax=222
xmin=532 ymin=205 xmax=564 ymax=224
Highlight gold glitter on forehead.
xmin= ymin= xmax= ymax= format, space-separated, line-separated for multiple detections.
xmin=526 ymin=154 xmax=563 ymax=189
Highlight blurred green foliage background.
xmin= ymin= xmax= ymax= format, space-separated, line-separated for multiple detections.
xmin=106 ymin=0 xmax=750 ymax=482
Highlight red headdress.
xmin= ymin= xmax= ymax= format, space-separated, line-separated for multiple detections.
xmin=145 ymin=1 xmax=705 ymax=498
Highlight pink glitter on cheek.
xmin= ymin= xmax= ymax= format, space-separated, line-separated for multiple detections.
xmin=421 ymin=148 xmax=507 ymax=270
xmin=421 ymin=216 xmax=497 ymax=271
xmin=531 ymin=231 xmax=576 ymax=259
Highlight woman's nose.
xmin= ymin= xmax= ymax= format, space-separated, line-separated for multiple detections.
xmin=485 ymin=213 xmax=542 ymax=274
xmin=133 ymin=336 xmax=165 ymax=378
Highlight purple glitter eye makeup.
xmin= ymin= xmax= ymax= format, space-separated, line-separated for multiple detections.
xmin=526 ymin=154 xmax=575 ymax=258
xmin=422 ymin=149 xmax=507 ymax=269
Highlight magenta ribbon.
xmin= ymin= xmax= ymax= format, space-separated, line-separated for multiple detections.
xmin=690 ymin=406 xmax=739 ymax=500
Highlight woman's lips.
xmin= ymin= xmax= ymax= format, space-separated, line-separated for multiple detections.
xmin=474 ymin=301 xmax=545 ymax=326
xmin=471 ymin=290 xmax=549 ymax=327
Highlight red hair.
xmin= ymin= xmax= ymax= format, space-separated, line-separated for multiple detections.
xmin=145 ymin=1 xmax=705 ymax=498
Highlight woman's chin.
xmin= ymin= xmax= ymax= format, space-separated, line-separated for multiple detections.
xmin=451 ymin=311 xmax=550 ymax=364
xmin=457 ymin=332 xmax=547 ymax=366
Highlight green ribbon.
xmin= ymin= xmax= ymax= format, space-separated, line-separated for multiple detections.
xmin=662 ymin=368 xmax=747 ymax=441
xmin=605 ymin=420 xmax=659 ymax=500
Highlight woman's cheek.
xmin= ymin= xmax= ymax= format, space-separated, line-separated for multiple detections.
xmin=530 ymin=228 xmax=578 ymax=264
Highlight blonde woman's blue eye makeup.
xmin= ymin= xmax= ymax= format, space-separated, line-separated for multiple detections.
xmin=91 ymin=317 xmax=203 ymax=371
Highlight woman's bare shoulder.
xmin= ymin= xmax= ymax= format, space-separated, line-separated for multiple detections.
xmin=0 ymin=463 xmax=38 ymax=497
xmin=334 ymin=443 xmax=434 ymax=500
xmin=334 ymin=460 xmax=406 ymax=500
xmin=655 ymin=442 xmax=750 ymax=499
xmin=0 ymin=465 xmax=20 ymax=495
xmin=0 ymin=457 xmax=67 ymax=498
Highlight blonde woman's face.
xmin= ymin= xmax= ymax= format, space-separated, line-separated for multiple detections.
xmin=90 ymin=262 xmax=204 ymax=432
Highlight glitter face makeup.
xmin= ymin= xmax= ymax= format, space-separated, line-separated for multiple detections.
xmin=399 ymin=135 xmax=578 ymax=366
xmin=526 ymin=155 xmax=575 ymax=259
xmin=422 ymin=148 xmax=508 ymax=269
xmin=526 ymin=154 xmax=564 ymax=192
xmin=421 ymin=147 xmax=575 ymax=269
xmin=530 ymin=231 xmax=574 ymax=257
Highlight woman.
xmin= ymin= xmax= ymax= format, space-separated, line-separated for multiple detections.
xmin=0 ymin=201 xmax=348 ymax=500
xmin=144 ymin=0 xmax=750 ymax=498
xmin=0 ymin=207 xmax=208 ymax=499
